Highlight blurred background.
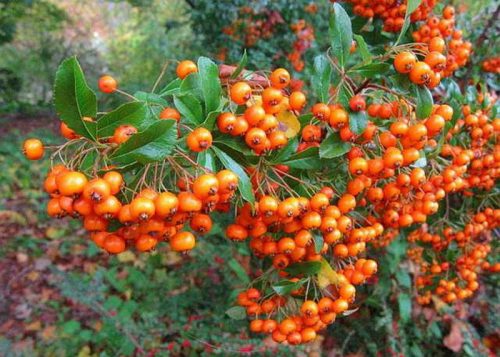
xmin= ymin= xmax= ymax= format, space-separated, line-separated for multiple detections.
xmin=0 ymin=0 xmax=498 ymax=356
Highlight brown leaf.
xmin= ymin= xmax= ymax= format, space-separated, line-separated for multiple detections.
xmin=443 ymin=321 xmax=464 ymax=352
xmin=25 ymin=320 xmax=42 ymax=332
xmin=40 ymin=325 xmax=57 ymax=341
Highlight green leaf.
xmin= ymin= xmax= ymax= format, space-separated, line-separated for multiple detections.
xmin=395 ymin=0 xmax=422 ymax=45
xmin=395 ymin=270 xmax=411 ymax=289
xmin=225 ymin=306 xmax=246 ymax=320
xmin=212 ymin=146 xmax=255 ymax=204
xmin=284 ymin=261 xmax=322 ymax=276
xmin=202 ymin=110 xmax=220 ymax=131
xmin=61 ymin=320 xmax=81 ymax=335
xmin=329 ymin=3 xmax=353 ymax=68
xmin=313 ymin=232 xmax=324 ymax=254
xmin=110 ymin=120 xmax=177 ymax=165
xmin=133 ymin=91 xmax=168 ymax=106
xmin=283 ymin=147 xmax=322 ymax=169
xmin=80 ymin=151 xmax=97 ymax=173
xmin=349 ymin=111 xmax=368 ymax=135
xmin=198 ymin=57 xmax=222 ymax=114
xmin=228 ymin=258 xmax=250 ymax=284
xmin=54 ymin=56 xmax=97 ymax=140
xmin=353 ymin=34 xmax=371 ymax=64
xmin=311 ymin=54 xmax=332 ymax=103
xmin=319 ymin=132 xmax=351 ymax=159
xmin=173 ymin=94 xmax=203 ymax=124
xmin=159 ymin=78 xmax=181 ymax=96
xmin=270 ymin=137 xmax=298 ymax=164
xmin=352 ymin=63 xmax=390 ymax=78
xmin=413 ymin=84 xmax=433 ymax=119
xmin=214 ymin=136 xmax=254 ymax=157
xmin=397 ymin=293 xmax=412 ymax=322
xmin=412 ymin=156 xmax=427 ymax=168
xmin=97 ymin=102 xmax=149 ymax=137
xmin=272 ymin=279 xmax=306 ymax=296
xmin=230 ymin=50 xmax=248 ymax=79
xmin=197 ymin=150 xmax=216 ymax=172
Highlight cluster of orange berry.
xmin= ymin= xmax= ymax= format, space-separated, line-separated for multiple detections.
xmin=225 ymin=185 xmax=382 ymax=344
xmin=348 ymin=0 xmax=438 ymax=32
xmin=412 ymin=5 xmax=472 ymax=78
xmin=42 ymin=164 xmax=238 ymax=254
xmin=409 ymin=208 xmax=499 ymax=305
xmin=288 ymin=20 xmax=315 ymax=72
xmin=227 ymin=193 xmax=383 ymax=267
xmin=237 ymin=283 xmax=359 ymax=345
xmin=481 ymin=57 xmax=500 ymax=73
xmin=218 ymin=68 xmax=307 ymax=154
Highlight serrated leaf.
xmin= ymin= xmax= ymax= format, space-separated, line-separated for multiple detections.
xmin=272 ymin=279 xmax=306 ymax=296
xmin=284 ymin=261 xmax=322 ymax=276
xmin=395 ymin=270 xmax=411 ymax=289
xmin=311 ymin=54 xmax=332 ymax=103
xmin=329 ymin=3 xmax=353 ymax=68
xmin=230 ymin=50 xmax=248 ymax=79
xmin=225 ymin=306 xmax=246 ymax=320
xmin=228 ymin=258 xmax=250 ymax=284
xmin=270 ymin=137 xmax=298 ymax=164
xmin=349 ymin=111 xmax=368 ymax=135
xmin=413 ymin=84 xmax=433 ymax=119
xmin=173 ymin=94 xmax=203 ymax=124
xmin=97 ymin=102 xmax=149 ymax=137
xmin=110 ymin=120 xmax=177 ymax=165
xmin=212 ymin=146 xmax=254 ymax=204
xmin=159 ymin=78 xmax=181 ymax=96
xmin=395 ymin=0 xmax=422 ymax=45
xmin=412 ymin=156 xmax=427 ymax=168
xmin=352 ymin=63 xmax=390 ymax=78
xmin=319 ymin=132 xmax=351 ymax=159
xmin=398 ymin=293 xmax=412 ymax=322
xmin=202 ymin=110 xmax=220 ymax=130
xmin=198 ymin=57 xmax=222 ymax=114
xmin=197 ymin=150 xmax=216 ymax=172
xmin=313 ymin=232 xmax=324 ymax=254
xmin=54 ymin=56 xmax=97 ymax=140
xmin=283 ymin=147 xmax=322 ymax=169
xmin=134 ymin=91 xmax=168 ymax=106
xmin=353 ymin=34 xmax=371 ymax=64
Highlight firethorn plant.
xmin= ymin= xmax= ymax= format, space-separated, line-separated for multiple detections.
xmin=24 ymin=1 xmax=498 ymax=346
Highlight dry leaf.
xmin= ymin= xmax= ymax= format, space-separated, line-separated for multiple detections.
xmin=40 ymin=325 xmax=57 ymax=341
xmin=25 ymin=320 xmax=42 ymax=332
xmin=443 ymin=321 xmax=464 ymax=352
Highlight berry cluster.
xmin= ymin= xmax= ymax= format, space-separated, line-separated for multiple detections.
xmin=412 ymin=5 xmax=472 ymax=78
xmin=42 ymin=166 xmax=238 ymax=254
xmin=409 ymin=208 xmax=499 ymax=305
xmin=481 ymin=57 xmax=500 ymax=73
xmin=348 ymin=0 xmax=438 ymax=32
xmin=219 ymin=68 xmax=306 ymax=154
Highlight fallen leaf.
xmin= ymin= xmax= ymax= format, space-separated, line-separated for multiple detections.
xmin=14 ymin=303 xmax=32 ymax=320
xmin=34 ymin=258 xmax=51 ymax=271
xmin=25 ymin=320 xmax=42 ymax=332
xmin=16 ymin=252 xmax=29 ymax=264
xmin=40 ymin=325 xmax=57 ymax=341
xmin=26 ymin=271 xmax=39 ymax=282
xmin=443 ymin=321 xmax=464 ymax=352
